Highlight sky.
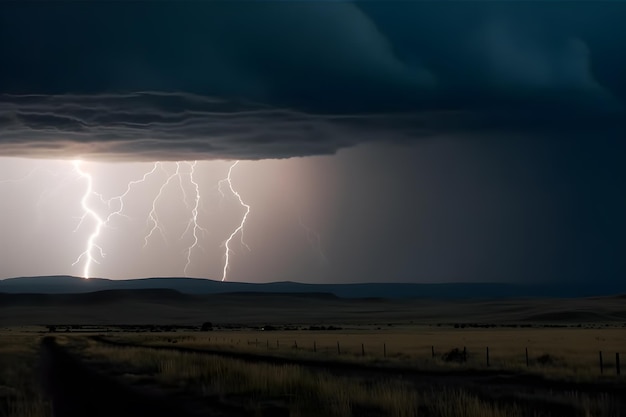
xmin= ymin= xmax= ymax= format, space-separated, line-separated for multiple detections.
xmin=0 ymin=1 xmax=624 ymax=288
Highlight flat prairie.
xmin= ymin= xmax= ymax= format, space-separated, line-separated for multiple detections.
xmin=1 ymin=291 xmax=625 ymax=417
xmin=1 ymin=290 xmax=625 ymax=326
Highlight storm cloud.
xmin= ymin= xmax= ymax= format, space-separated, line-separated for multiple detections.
xmin=0 ymin=1 xmax=624 ymax=160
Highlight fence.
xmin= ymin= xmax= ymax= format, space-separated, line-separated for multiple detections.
xmin=202 ymin=336 xmax=625 ymax=375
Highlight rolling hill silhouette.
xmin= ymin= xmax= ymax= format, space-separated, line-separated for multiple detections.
xmin=1 ymin=275 xmax=624 ymax=298
xmin=2 ymin=278 xmax=626 ymax=326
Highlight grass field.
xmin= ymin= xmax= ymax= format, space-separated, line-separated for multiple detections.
xmin=71 ymin=330 xmax=624 ymax=417
xmin=1 ymin=292 xmax=626 ymax=417
xmin=102 ymin=326 xmax=626 ymax=381
xmin=77 ymin=339 xmax=526 ymax=417
xmin=0 ymin=333 xmax=49 ymax=417
xmin=0 ymin=326 xmax=624 ymax=416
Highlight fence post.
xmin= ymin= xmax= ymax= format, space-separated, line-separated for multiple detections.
xmin=616 ymin=352 xmax=621 ymax=376
xmin=599 ymin=351 xmax=603 ymax=374
xmin=337 ymin=341 xmax=341 ymax=355
xmin=526 ymin=348 xmax=529 ymax=367
xmin=486 ymin=347 xmax=490 ymax=367
xmin=362 ymin=343 xmax=365 ymax=356
xmin=431 ymin=345 xmax=435 ymax=359
xmin=294 ymin=340 xmax=298 ymax=349
xmin=384 ymin=343 xmax=386 ymax=358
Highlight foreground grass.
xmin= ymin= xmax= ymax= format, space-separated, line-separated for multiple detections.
xmin=82 ymin=341 xmax=518 ymax=417
xmin=0 ymin=333 xmax=49 ymax=417
xmin=78 ymin=338 xmax=620 ymax=417
xmin=0 ymin=325 xmax=617 ymax=417
xmin=104 ymin=326 xmax=626 ymax=382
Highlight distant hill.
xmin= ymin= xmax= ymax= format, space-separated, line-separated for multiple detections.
xmin=2 ymin=286 xmax=626 ymax=326
xmin=1 ymin=275 xmax=624 ymax=299
xmin=0 ymin=288 xmax=192 ymax=307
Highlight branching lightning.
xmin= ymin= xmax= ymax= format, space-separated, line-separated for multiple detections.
xmin=144 ymin=162 xmax=182 ymax=247
xmin=219 ymin=161 xmax=251 ymax=281
xmin=182 ymin=161 xmax=206 ymax=276
xmin=71 ymin=160 xmax=105 ymax=279
xmin=104 ymin=162 xmax=160 ymax=225
xmin=2 ymin=159 xmax=257 ymax=281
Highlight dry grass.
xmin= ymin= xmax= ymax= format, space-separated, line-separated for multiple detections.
xmin=105 ymin=326 xmax=626 ymax=381
xmin=0 ymin=332 xmax=50 ymax=417
xmin=430 ymin=389 xmax=524 ymax=417
xmin=1 ymin=326 xmax=619 ymax=417
xmin=81 ymin=340 xmax=531 ymax=417
xmin=1 ymin=318 xmax=623 ymax=417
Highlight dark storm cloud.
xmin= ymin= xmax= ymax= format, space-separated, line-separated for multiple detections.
xmin=0 ymin=1 xmax=624 ymax=160
xmin=0 ymin=92 xmax=473 ymax=160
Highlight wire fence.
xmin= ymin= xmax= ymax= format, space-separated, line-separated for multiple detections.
xmin=195 ymin=335 xmax=624 ymax=376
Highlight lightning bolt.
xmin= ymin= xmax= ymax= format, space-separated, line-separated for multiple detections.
xmin=103 ymin=162 xmax=160 ymax=225
xmin=143 ymin=161 xmax=208 ymax=277
xmin=219 ymin=161 xmax=251 ymax=281
xmin=181 ymin=161 xmax=206 ymax=276
xmin=87 ymin=160 xmax=206 ymax=275
xmin=76 ymin=160 xmax=206 ymax=276
xmin=2 ymin=159 xmax=257 ymax=280
xmin=71 ymin=160 xmax=104 ymax=279
xmin=144 ymin=162 xmax=183 ymax=247
xmin=70 ymin=162 xmax=163 ymax=279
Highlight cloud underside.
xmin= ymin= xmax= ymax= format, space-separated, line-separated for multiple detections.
xmin=0 ymin=92 xmax=623 ymax=161
xmin=0 ymin=92 xmax=419 ymax=160
xmin=0 ymin=2 xmax=624 ymax=160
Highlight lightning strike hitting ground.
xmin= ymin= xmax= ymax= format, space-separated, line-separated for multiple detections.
xmin=2 ymin=159 xmax=257 ymax=280
xmin=182 ymin=161 xmax=206 ymax=276
xmin=219 ymin=161 xmax=251 ymax=281
xmin=79 ymin=160 xmax=207 ymax=276
xmin=71 ymin=160 xmax=105 ymax=279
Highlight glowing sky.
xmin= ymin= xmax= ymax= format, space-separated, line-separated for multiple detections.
xmin=0 ymin=1 xmax=624 ymax=287
xmin=1 ymin=136 xmax=624 ymax=287
xmin=0 ymin=156 xmax=335 ymax=281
